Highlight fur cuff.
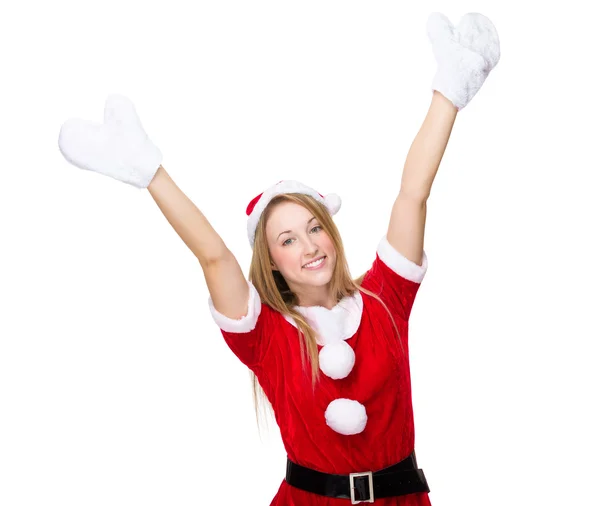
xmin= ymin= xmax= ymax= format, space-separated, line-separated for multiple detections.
xmin=207 ymin=280 xmax=262 ymax=333
xmin=376 ymin=235 xmax=428 ymax=284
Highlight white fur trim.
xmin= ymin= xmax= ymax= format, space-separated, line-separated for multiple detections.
xmin=247 ymin=180 xmax=341 ymax=247
xmin=324 ymin=193 xmax=341 ymax=214
xmin=207 ymin=280 xmax=262 ymax=333
xmin=282 ymin=289 xmax=363 ymax=345
xmin=319 ymin=341 xmax=355 ymax=380
xmin=325 ymin=398 xmax=367 ymax=435
xmin=377 ymin=235 xmax=428 ymax=284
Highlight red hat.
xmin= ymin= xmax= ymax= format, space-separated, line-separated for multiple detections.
xmin=246 ymin=180 xmax=341 ymax=247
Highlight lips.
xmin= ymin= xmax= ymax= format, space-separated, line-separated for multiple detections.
xmin=303 ymin=256 xmax=326 ymax=268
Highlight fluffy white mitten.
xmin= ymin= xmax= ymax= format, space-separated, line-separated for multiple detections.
xmin=427 ymin=12 xmax=500 ymax=111
xmin=58 ymin=95 xmax=162 ymax=189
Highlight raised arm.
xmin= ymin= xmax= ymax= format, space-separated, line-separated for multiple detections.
xmin=387 ymin=12 xmax=500 ymax=266
xmin=387 ymin=91 xmax=456 ymax=266
xmin=147 ymin=165 xmax=251 ymax=320
xmin=58 ymin=95 xmax=251 ymax=321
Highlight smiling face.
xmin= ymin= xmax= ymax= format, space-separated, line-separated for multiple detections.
xmin=265 ymin=201 xmax=337 ymax=306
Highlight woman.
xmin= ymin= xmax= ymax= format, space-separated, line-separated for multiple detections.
xmin=58 ymin=12 xmax=500 ymax=505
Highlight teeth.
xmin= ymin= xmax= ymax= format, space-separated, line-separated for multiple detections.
xmin=304 ymin=257 xmax=324 ymax=268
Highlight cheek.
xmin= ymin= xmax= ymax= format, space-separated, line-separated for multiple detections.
xmin=325 ymin=240 xmax=337 ymax=263
xmin=271 ymin=251 xmax=282 ymax=266
xmin=268 ymin=247 xmax=280 ymax=267
xmin=271 ymin=249 xmax=291 ymax=269
xmin=323 ymin=236 xmax=335 ymax=252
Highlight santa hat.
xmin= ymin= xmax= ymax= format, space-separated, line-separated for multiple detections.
xmin=246 ymin=180 xmax=342 ymax=247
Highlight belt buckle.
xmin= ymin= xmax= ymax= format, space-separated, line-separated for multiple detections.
xmin=349 ymin=471 xmax=374 ymax=504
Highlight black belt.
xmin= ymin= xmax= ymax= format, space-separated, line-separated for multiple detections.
xmin=285 ymin=450 xmax=430 ymax=504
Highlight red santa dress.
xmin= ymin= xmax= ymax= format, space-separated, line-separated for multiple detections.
xmin=208 ymin=234 xmax=432 ymax=505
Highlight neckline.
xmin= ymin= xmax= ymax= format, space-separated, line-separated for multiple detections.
xmin=283 ymin=290 xmax=364 ymax=345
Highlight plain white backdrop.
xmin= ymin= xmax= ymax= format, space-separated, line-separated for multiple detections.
xmin=1 ymin=1 xmax=599 ymax=504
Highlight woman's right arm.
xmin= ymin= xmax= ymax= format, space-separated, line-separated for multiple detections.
xmin=147 ymin=165 xmax=250 ymax=320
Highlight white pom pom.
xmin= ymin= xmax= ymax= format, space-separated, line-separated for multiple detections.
xmin=325 ymin=398 xmax=367 ymax=435
xmin=319 ymin=341 xmax=355 ymax=379
xmin=324 ymin=193 xmax=341 ymax=215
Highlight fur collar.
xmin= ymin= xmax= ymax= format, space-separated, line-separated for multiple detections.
xmin=282 ymin=290 xmax=363 ymax=345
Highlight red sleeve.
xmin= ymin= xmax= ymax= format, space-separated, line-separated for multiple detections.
xmin=361 ymin=235 xmax=428 ymax=321
xmin=207 ymin=280 xmax=273 ymax=368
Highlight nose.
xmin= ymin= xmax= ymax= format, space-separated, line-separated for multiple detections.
xmin=301 ymin=237 xmax=319 ymax=257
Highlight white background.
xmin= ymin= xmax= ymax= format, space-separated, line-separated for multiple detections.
xmin=1 ymin=1 xmax=599 ymax=505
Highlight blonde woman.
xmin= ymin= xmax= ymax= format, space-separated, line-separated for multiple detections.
xmin=58 ymin=12 xmax=499 ymax=505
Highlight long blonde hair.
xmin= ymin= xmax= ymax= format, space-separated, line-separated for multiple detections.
xmin=248 ymin=193 xmax=404 ymax=433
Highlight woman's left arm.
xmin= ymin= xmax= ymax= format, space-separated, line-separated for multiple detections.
xmin=386 ymin=90 xmax=457 ymax=266
xmin=386 ymin=11 xmax=501 ymax=267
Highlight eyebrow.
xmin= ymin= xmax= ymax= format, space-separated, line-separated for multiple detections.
xmin=277 ymin=217 xmax=317 ymax=240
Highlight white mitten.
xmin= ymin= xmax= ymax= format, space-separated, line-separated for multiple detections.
xmin=427 ymin=12 xmax=500 ymax=111
xmin=58 ymin=94 xmax=162 ymax=189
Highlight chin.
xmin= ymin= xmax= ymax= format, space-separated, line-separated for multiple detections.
xmin=306 ymin=270 xmax=334 ymax=286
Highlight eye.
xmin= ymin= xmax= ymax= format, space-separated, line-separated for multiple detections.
xmin=281 ymin=226 xmax=321 ymax=246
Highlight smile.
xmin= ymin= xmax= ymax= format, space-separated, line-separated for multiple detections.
xmin=303 ymin=256 xmax=326 ymax=270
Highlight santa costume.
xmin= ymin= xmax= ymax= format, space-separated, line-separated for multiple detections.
xmin=207 ymin=13 xmax=500 ymax=504
xmin=57 ymin=11 xmax=500 ymax=504
xmin=210 ymin=178 xmax=431 ymax=505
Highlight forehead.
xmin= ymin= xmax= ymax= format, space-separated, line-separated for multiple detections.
xmin=265 ymin=201 xmax=313 ymax=232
